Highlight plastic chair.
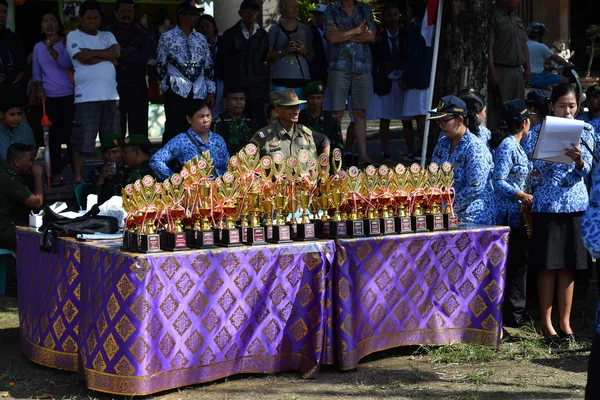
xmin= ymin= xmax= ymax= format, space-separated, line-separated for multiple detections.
xmin=0 ymin=248 xmax=15 ymax=296
xmin=74 ymin=184 xmax=85 ymax=210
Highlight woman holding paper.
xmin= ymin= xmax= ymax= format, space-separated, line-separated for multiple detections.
xmin=490 ymin=99 xmax=532 ymax=329
xmin=522 ymin=83 xmax=595 ymax=345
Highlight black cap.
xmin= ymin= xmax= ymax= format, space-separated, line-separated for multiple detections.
xmin=428 ymin=95 xmax=468 ymax=120
xmin=176 ymin=0 xmax=204 ymax=15
xmin=526 ymin=89 xmax=550 ymax=106
xmin=503 ymin=99 xmax=530 ymax=124
xmin=240 ymin=0 xmax=260 ymax=10
xmin=586 ymin=84 xmax=600 ymax=98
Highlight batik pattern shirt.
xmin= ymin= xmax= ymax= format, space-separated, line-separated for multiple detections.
xmin=324 ymin=1 xmax=376 ymax=74
xmin=578 ymin=112 xmax=600 ymax=182
xmin=522 ymin=121 xmax=593 ymax=213
xmin=431 ymin=131 xmax=495 ymax=225
xmin=582 ymin=165 xmax=600 ymax=258
xmin=150 ymin=129 xmax=229 ymax=180
xmin=492 ymin=135 xmax=530 ymax=226
xmin=157 ymin=26 xmax=215 ymax=99
xmin=474 ymin=126 xmax=492 ymax=149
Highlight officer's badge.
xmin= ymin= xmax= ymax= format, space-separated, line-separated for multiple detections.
xmin=267 ymin=128 xmax=272 ymax=133
xmin=269 ymin=141 xmax=280 ymax=147
xmin=436 ymin=100 xmax=444 ymax=110
xmin=113 ymin=139 xmax=119 ymax=146
xmin=310 ymin=144 xmax=317 ymax=152
xmin=290 ymin=91 xmax=297 ymax=100
xmin=124 ymin=137 xmax=130 ymax=144
xmin=318 ymin=85 xmax=323 ymax=91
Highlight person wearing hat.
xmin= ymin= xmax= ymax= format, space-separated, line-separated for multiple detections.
xmin=489 ymin=99 xmax=532 ymax=329
xmin=211 ymin=87 xmax=259 ymax=155
xmin=251 ymin=88 xmax=318 ymax=161
xmin=157 ymin=0 xmax=216 ymax=145
xmin=82 ymin=134 xmax=128 ymax=207
xmin=457 ymin=87 xmax=491 ymax=149
xmin=299 ymin=81 xmax=343 ymax=153
xmin=430 ymin=95 xmax=495 ymax=225
xmin=526 ymin=22 xmax=574 ymax=89
xmin=526 ymin=89 xmax=550 ymax=127
xmin=123 ymin=135 xmax=155 ymax=184
xmin=580 ymin=84 xmax=600 ymax=128
xmin=308 ymin=4 xmax=329 ymax=85
xmin=218 ymin=0 xmax=270 ymax=127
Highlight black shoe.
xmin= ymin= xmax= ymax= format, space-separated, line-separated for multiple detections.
xmin=557 ymin=328 xmax=576 ymax=344
xmin=544 ymin=334 xmax=562 ymax=347
xmin=504 ymin=313 xmax=533 ymax=328
xmin=500 ymin=328 xmax=513 ymax=344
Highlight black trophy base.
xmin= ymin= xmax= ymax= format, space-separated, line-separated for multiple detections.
xmin=266 ymin=225 xmax=293 ymax=243
xmin=216 ymin=227 xmax=243 ymax=247
xmin=395 ymin=216 xmax=414 ymax=234
xmin=363 ymin=219 xmax=382 ymax=236
xmin=444 ymin=213 xmax=460 ymax=230
xmin=121 ymin=230 xmax=134 ymax=251
xmin=315 ymin=220 xmax=330 ymax=239
xmin=427 ymin=214 xmax=446 ymax=231
xmin=161 ymin=231 xmax=189 ymax=251
xmin=187 ymin=229 xmax=217 ymax=249
xmin=412 ymin=215 xmax=429 ymax=232
xmin=137 ymin=233 xmax=162 ymax=253
xmin=295 ymin=223 xmax=317 ymax=241
xmin=347 ymin=220 xmax=365 ymax=238
xmin=380 ymin=217 xmax=396 ymax=235
xmin=242 ymin=226 xmax=267 ymax=245
xmin=327 ymin=221 xmax=348 ymax=238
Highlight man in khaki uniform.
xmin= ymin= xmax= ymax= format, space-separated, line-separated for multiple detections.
xmin=488 ymin=0 xmax=530 ymax=129
xmin=251 ymin=89 xmax=319 ymax=161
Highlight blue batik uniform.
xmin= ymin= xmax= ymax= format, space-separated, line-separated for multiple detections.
xmin=522 ymin=121 xmax=593 ymax=213
xmin=432 ymin=130 xmax=495 ymax=224
xmin=150 ymin=129 xmax=230 ymax=180
xmin=474 ymin=125 xmax=492 ymax=149
xmin=492 ymin=135 xmax=531 ymax=226
xmin=577 ymin=113 xmax=600 ymax=182
xmin=582 ymin=165 xmax=600 ymax=258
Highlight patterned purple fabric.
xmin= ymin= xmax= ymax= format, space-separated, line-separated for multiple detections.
xmin=328 ymin=226 xmax=509 ymax=369
xmin=16 ymin=228 xmax=334 ymax=395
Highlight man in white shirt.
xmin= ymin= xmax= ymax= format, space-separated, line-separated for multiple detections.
xmin=66 ymin=0 xmax=120 ymax=183
xmin=526 ymin=22 xmax=574 ymax=89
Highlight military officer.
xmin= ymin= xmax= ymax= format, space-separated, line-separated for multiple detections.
xmin=251 ymin=89 xmax=319 ymax=161
xmin=123 ymin=135 xmax=155 ymax=184
xmin=299 ymin=81 xmax=344 ymax=153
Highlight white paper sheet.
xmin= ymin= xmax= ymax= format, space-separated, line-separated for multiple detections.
xmin=533 ymin=116 xmax=585 ymax=165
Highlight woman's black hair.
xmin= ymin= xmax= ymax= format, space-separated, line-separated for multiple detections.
xmin=457 ymin=88 xmax=486 ymax=135
xmin=198 ymin=14 xmax=218 ymax=36
xmin=185 ymin=99 xmax=210 ymax=118
xmin=40 ymin=11 xmax=65 ymax=41
xmin=489 ymin=120 xmax=526 ymax=150
xmin=550 ymin=82 xmax=577 ymax=104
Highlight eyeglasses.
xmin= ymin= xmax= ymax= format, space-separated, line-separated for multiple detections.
xmin=437 ymin=117 xmax=456 ymax=127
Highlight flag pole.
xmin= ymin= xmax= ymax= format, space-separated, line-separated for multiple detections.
xmin=420 ymin=0 xmax=444 ymax=168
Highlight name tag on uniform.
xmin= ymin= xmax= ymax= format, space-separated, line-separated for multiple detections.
xmin=269 ymin=147 xmax=282 ymax=153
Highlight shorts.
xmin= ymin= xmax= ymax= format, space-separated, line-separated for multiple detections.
xmin=72 ymin=100 xmax=120 ymax=153
xmin=530 ymin=211 xmax=588 ymax=271
xmin=327 ymin=70 xmax=372 ymax=112
xmin=529 ymin=73 xmax=563 ymax=89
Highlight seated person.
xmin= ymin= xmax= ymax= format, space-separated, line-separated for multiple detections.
xmin=579 ymin=84 xmax=600 ymax=128
xmin=0 ymin=144 xmax=44 ymax=250
xmin=266 ymin=103 xmax=278 ymax=125
xmin=82 ymin=134 xmax=127 ymax=207
xmin=123 ymin=135 xmax=155 ymax=184
xmin=211 ymin=87 xmax=259 ymax=155
xmin=299 ymin=81 xmax=344 ymax=154
xmin=251 ymin=89 xmax=319 ymax=160
xmin=150 ymin=100 xmax=229 ymax=180
xmin=526 ymin=23 xmax=574 ymax=89
xmin=0 ymin=102 xmax=36 ymax=161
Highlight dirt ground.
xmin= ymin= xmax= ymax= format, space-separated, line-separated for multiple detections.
xmin=0 ymin=293 xmax=594 ymax=400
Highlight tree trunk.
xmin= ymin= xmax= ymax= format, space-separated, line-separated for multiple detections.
xmin=426 ymin=0 xmax=494 ymax=155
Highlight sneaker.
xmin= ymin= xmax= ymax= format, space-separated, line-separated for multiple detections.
xmin=382 ymin=152 xmax=392 ymax=163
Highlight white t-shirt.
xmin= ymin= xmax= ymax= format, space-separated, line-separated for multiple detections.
xmin=66 ymin=29 xmax=119 ymax=103
xmin=526 ymin=40 xmax=554 ymax=74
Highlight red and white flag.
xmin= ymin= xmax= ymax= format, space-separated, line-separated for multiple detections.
xmin=421 ymin=0 xmax=440 ymax=47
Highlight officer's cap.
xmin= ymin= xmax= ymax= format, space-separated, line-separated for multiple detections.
xmin=428 ymin=95 xmax=468 ymax=120
xmin=269 ymin=88 xmax=307 ymax=107
xmin=100 ymin=134 xmax=123 ymax=153
xmin=502 ymin=99 xmax=530 ymax=125
xmin=123 ymin=135 xmax=152 ymax=148
xmin=176 ymin=0 xmax=204 ymax=15
xmin=303 ymin=81 xmax=325 ymax=97
xmin=526 ymin=89 xmax=550 ymax=106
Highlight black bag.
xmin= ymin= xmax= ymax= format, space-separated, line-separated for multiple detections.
xmin=39 ymin=204 xmax=119 ymax=252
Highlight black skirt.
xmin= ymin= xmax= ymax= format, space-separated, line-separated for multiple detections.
xmin=530 ymin=212 xmax=588 ymax=271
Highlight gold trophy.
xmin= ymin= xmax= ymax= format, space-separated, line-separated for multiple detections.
xmin=121 ymin=184 xmax=139 ymax=250
xmin=295 ymin=150 xmax=317 ymax=241
xmin=237 ymin=144 xmax=267 ymax=245
xmin=425 ymin=163 xmax=445 ymax=231
xmin=189 ymin=181 xmax=217 ymax=248
xmin=161 ymin=173 xmax=189 ymax=251
xmin=393 ymin=164 xmax=414 ymax=233
xmin=440 ymin=161 xmax=459 ymax=229
xmin=314 ymin=153 xmax=331 ymax=238
xmin=129 ymin=176 xmax=162 ymax=253
xmin=345 ymin=166 xmax=365 ymax=237
xmin=260 ymin=156 xmax=276 ymax=233
xmin=408 ymin=163 xmax=429 ymax=232
xmin=362 ymin=165 xmax=382 ymax=236
xmin=377 ymin=164 xmax=396 ymax=235
xmin=215 ymin=171 xmax=242 ymax=246
xmin=326 ymin=148 xmax=348 ymax=238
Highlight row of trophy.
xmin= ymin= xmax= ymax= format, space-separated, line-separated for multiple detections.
xmin=120 ymin=146 xmax=459 ymax=253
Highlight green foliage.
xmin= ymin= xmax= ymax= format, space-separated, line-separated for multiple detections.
xmin=298 ymin=0 xmax=317 ymax=26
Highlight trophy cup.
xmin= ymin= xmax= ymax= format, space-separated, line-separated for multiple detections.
xmin=361 ymin=165 xmax=381 ymax=236
xmin=259 ymin=155 xmax=276 ymax=240
xmin=314 ymin=153 xmax=331 ymax=238
xmin=326 ymin=148 xmax=348 ymax=238
xmin=236 ymin=144 xmax=267 ymax=245
xmin=294 ymin=150 xmax=317 ymax=241
xmin=216 ymin=172 xmax=242 ymax=246
xmin=393 ymin=164 xmax=414 ymax=234
xmin=440 ymin=161 xmax=459 ymax=229
xmin=425 ymin=163 xmax=445 ymax=231
xmin=161 ymin=174 xmax=190 ymax=251
xmin=121 ymin=184 xmax=137 ymax=250
xmin=190 ymin=182 xmax=217 ymax=248
xmin=268 ymin=187 xmax=293 ymax=243
xmin=135 ymin=177 xmax=162 ymax=253
xmin=408 ymin=163 xmax=429 ymax=232
xmin=377 ymin=165 xmax=396 ymax=235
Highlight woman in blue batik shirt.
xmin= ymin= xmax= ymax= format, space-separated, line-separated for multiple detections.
xmin=430 ymin=95 xmax=495 ymax=225
xmin=457 ymin=87 xmax=491 ymax=149
xmin=521 ymin=83 xmax=594 ymax=345
xmin=489 ymin=99 xmax=532 ymax=329
xmin=150 ymin=99 xmax=230 ymax=180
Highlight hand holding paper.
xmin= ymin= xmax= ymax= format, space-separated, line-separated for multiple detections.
xmin=533 ymin=116 xmax=585 ymax=165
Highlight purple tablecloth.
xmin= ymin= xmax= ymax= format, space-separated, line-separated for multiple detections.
xmin=328 ymin=226 xmax=509 ymax=369
xmin=17 ymin=228 xmax=334 ymax=395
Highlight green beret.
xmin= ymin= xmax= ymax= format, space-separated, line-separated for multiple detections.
xmin=123 ymin=135 xmax=151 ymax=148
xmin=303 ymin=81 xmax=325 ymax=97
xmin=100 ymin=134 xmax=123 ymax=152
